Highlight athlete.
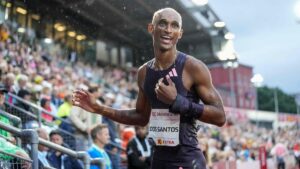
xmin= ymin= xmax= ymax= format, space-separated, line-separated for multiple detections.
xmin=73 ymin=7 xmax=226 ymax=169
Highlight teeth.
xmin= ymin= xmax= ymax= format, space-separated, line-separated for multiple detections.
xmin=161 ymin=36 xmax=171 ymax=39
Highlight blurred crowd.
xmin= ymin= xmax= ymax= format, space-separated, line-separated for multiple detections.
xmin=0 ymin=21 xmax=300 ymax=169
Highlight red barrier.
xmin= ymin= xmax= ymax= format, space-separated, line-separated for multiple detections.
xmin=259 ymin=146 xmax=267 ymax=169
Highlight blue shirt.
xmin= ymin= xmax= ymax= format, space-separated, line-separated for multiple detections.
xmin=87 ymin=144 xmax=112 ymax=169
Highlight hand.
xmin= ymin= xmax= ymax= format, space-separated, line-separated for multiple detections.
xmin=72 ymin=89 xmax=98 ymax=113
xmin=155 ymin=76 xmax=177 ymax=105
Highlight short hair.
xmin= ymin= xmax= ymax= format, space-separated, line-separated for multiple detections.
xmin=90 ymin=124 xmax=108 ymax=141
xmin=49 ymin=129 xmax=62 ymax=138
xmin=152 ymin=8 xmax=182 ymax=27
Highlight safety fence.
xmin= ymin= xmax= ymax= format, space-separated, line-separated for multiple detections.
xmin=6 ymin=93 xmax=77 ymax=150
xmin=0 ymin=120 xmax=105 ymax=169
xmin=0 ymin=149 xmax=33 ymax=169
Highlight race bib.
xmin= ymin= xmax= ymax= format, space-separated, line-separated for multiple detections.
xmin=148 ymin=109 xmax=180 ymax=146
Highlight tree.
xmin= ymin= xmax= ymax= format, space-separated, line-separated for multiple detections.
xmin=257 ymin=86 xmax=297 ymax=114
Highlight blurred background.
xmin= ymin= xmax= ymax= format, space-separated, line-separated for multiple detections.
xmin=0 ymin=0 xmax=299 ymax=169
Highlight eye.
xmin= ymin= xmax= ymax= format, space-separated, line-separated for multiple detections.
xmin=171 ymin=23 xmax=180 ymax=29
xmin=158 ymin=21 xmax=167 ymax=28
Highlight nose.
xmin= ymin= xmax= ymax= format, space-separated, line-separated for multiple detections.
xmin=164 ymin=24 xmax=172 ymax=33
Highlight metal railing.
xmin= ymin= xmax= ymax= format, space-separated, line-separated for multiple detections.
xmin=0 ymin=149 xmax=33 ymax=169
xmin=7 ymin=93 xmax=73 ymax=126
xmin=0 ymin=109 xmax=22 ymax=145
xmin=5 ymin=93 xmax=77 ymax=150
xmin=0 ymin=121 xmax=105 ymax=169
xmin=0 ymin=109 xmax=22 ymax=128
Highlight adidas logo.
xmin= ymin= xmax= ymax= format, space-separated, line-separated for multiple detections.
xmin=165 ymin=68 xmax=178 ymax=79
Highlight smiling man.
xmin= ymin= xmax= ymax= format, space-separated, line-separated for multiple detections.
xmin=73 ymin=8 xmax=226 ymax=169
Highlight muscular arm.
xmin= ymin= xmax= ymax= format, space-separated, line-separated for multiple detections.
xmin=90 ymin=65 xmax=151 ymax=126
xmin=186 ymin=57 xmax=226 ymax=127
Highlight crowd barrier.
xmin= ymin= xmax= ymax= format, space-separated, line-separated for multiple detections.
xmin=0 ymin=149 xmax=33 ymax=169
xmin=6 ymin=93 xmax=77 ymax=149
xmin=0 ymin=120 xmax=105 ymax=169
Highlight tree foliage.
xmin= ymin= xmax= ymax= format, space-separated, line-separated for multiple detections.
xmin=257 ymin=86 xmax=297 ymax=114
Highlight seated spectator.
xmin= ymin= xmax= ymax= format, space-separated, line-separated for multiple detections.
xmin=0 ymin=83 xmax=10 ymax=137
xmin=126 ymin=126 xmax=152 ymax=169
xmin=3 ymin=73 xmax=15 ymax=103
xmin=47 ymin=130 xmax=83 ymax=169
xmin=88 ymin=124 xmax=112 ymax=169
xmin=0 ymin=85 xmax=31 ymax=169
xmin=40 ymin=97 xmax=53 ymax=122
xmin=0 ymin=137 xmax=31 ymax=169
xmin=37 ymin=128 xmax=52 ymax=169
xmin=15 ymin=89 xmax=32 ymax=112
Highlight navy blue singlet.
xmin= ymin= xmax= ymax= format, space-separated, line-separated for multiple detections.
xmin=144 ymin=52 xmax=207 ymax=169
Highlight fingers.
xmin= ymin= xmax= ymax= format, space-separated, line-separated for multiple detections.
xmin=166 ymin=76 xmax=174 ymax=86
xmin=72 ymin=89 xmax=88 ymax=106
xmin=155 ymin=78 xmax=163 ymax=92
xmin=155 ymin=86 xmax=166 ymax=99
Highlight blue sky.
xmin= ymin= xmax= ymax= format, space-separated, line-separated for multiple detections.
xmin=209 ymin=0 xmax=300 ymax=94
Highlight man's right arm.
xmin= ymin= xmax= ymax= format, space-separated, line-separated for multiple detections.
xmin=73 ymin=64 xmax=151 ymax=126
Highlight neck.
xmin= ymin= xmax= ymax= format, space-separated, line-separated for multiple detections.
xmin=154 ymin=48 xmax=177 ymax=70
xmin=94 ymin=141 xmax=104 ymax=149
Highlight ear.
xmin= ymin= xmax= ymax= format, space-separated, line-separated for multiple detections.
xmin=148 ymin=23 xmax=154 ymax=34
xmin=178 ymin=29 xmax=183 ymax=40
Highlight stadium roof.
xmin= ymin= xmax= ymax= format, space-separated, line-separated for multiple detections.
xmin=28 ymin=0 xmax=231 ymax=65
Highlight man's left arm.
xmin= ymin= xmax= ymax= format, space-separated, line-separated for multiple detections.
xmin=188 ymin=57 xmax=226 ymax=126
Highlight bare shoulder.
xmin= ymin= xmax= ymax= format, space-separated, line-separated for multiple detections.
xmin=185 ymin=55 xmax=211 ymax=83
xmin=137 ymin=63 xmax=148 ymax=90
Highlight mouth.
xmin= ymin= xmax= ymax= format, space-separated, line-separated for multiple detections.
xmin=160 ymin=35 xmax=172 ymax=44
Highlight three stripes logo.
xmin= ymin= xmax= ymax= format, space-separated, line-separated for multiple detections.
xmin=165 ymin=68 xmax=178 ymax=79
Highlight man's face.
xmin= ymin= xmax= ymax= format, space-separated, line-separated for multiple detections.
xmin=97 ymin=128 xmax=110 ymax=145
xmin=0 ymin=92 xmax=5 ymax=105
xmin=149 ymin=10 xmax=183 ymax=51
xmin=50 ymin=134 xmax=63 ymax=146
xmin=136 ymin=126 xmax=148 ymax=139
xmin=38 ymin=130 xmax=49 ymax=152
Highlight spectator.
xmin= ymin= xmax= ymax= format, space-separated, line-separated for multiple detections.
xmin=15 ymin=89 xmax=32 ymax=112
xmin=0 ymin=83 xmax=11 ymax=138
xmin=3 ymin=73 xmax=15 ymax=103
xmin=57 ymin=94 xmax=72 ymax=120
xmin=47 ymin=130 xmax=83 ymax=169
xmin=37 ymin=128 xmax=52 ymax=169
xmin=271 ymin=141 xmax=288 ymax=169
xmin=0 ymin=84 xmax=31 ymax=169
xmin=0 ymin=23 xmax=9 ymax=42
xmin=40 ymin=97 xmax=53 ymax=122
xmin=12 ymin=74 xmax=28 ymax=94
xmin=126 ymin=126 xmax=152 ymax=169
xmin=57 ymin=94 xmax=74 ymax=131
xmin=88 ymin=124 xmax=112 ymax=169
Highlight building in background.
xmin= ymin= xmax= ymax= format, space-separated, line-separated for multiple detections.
xmin=209 ymin=63 xmax=255 ymax=110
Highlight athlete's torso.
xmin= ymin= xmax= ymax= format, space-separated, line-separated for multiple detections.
xmin=143 ymin=51 xmax=202 ymax=161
